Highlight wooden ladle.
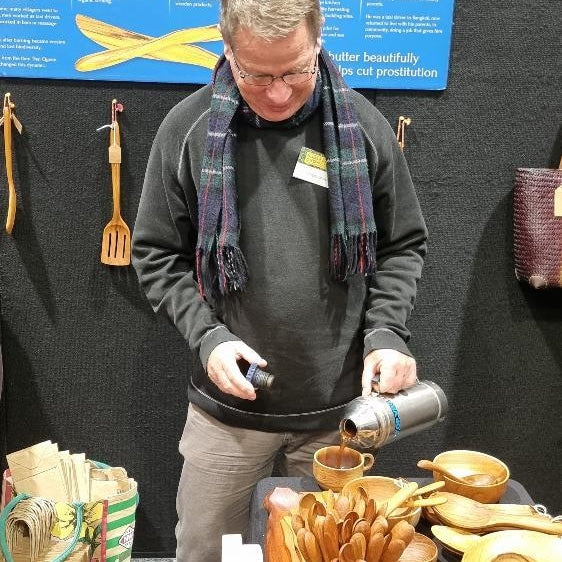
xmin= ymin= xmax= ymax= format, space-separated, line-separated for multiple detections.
xmin=417 ymin=459 xmax=497 ymax=485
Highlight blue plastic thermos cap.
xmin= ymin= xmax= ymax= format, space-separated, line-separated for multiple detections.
xmin=245 ymin=363 xmax=274 ymax=390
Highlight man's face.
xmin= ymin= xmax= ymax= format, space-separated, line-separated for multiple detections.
xmin=224 ymin=22 xmax=319 ymax=122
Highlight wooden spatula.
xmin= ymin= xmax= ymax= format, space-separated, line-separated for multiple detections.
xmin=101 ymin=99 xmax=130 ymax=266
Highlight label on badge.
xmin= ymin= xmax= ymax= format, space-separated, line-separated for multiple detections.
xmin=293 ymin=147 xmax=328 ymax=188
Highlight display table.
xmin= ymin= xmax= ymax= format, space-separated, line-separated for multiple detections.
xmin=248 ymin=476 xmax=535 ymax=562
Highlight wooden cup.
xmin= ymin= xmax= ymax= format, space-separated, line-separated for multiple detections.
xmin=313 ymin=445 xmax=375 ymax=492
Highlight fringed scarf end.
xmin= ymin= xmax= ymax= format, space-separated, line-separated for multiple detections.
xmin=331 ymin=231 xmax=377 ymax=280
xmin=196 ymin=245 xmax=249 ymax=300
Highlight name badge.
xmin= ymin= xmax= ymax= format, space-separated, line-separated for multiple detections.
xmin=293 ymin=147 xmax=328 ymax=188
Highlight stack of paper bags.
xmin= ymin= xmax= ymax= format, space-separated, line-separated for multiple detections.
xmin=6 ymin=440 xmax=123 ymax=503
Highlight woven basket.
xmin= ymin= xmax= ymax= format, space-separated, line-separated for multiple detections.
xmin=513 ymin=163 xmax=562 ymax=288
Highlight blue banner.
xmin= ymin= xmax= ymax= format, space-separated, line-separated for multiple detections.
xmin=0 ymin=0 xmax=455 ymax=90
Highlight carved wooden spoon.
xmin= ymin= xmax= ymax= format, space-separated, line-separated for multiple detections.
xmin=417 ymin=459 xmax=497 ymax=485
xmin=432 ymin=492 xmax=562 ymax=534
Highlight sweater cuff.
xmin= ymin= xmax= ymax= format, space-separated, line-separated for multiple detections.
xmin=364 ymin=328 xmax=412 ymax=359
xmin=199 ymin=326 xmax=241 ymax=371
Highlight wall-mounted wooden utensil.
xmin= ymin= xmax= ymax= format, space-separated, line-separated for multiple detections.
xmin=101 ymin=99 xmax=130 ymax=266
xmin=1 ymin=93 xmax=23 ymax=235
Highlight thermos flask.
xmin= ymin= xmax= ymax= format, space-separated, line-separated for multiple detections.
xmin=340 ymin=380 xmax=448 ymax=449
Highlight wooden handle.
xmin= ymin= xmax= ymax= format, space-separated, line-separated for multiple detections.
xmin=3 ymin=101 xmax=16 ymax=234
xmin=404 ymin=496 xmax=448 ymax=509
xmin=383 ymin=482 xmax=418 ymax=518
xmin=109 ymin=115 xmax=121 ymax=220
xmin=496 ymin=514 xmax=562 ymax=535
xmin=417 ymin=459 xmax=466 ymax=484
xmin=111 ymin=162 xmax=121 ymax=220
xmin=415 ymin=480 xmax=445 ymax=496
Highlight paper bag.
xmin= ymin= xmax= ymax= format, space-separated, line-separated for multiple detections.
xmin=1 ymin=466 xmax=138 ymax=562
xmin=6 ymin=442 xmax=67 ymax=502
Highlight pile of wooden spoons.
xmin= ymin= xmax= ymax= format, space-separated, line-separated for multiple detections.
xmin=286 ymin=481 xmax=444 ymax=562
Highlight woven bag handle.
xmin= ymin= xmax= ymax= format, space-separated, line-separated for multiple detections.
xmin=0 ymin=494 xmax=84 ymax=562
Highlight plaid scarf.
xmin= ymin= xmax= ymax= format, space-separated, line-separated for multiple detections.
xmin=196 ymin=49 xmax=376 ymax=300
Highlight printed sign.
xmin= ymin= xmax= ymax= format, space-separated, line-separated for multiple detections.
xmin=0 ymin=0 xmax=455 ymax=90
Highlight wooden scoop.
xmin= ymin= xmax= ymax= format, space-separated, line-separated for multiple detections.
xmin=323 ymin=513 xmax=340 ymax=560
xmin=431 ymin=492 xmax=562 ymax=534
xmin=101 ymin=99 xmax=131 ymax=266
xmin=430 ymin=525 xmax=481 ymax=554
xmin=305 ymin=530 xmax=323 ymax=562
xmin=335 ymin=493 xmax=351 ymax=520
xmin=365 ymin=532 xmax=385 ymax=562
xmin=432 ymin=526 xmax=562 ymax=561
xmin=299 ymin=492 xmax=317 ymax=521
xmin=339 ymin=542 xmax=356 ymax=562
xmin=417 ymin=459 xmax=496 ymax=485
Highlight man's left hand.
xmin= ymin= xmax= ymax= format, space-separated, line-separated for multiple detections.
xmin=361 ymin=349 xmax=417 ymax=396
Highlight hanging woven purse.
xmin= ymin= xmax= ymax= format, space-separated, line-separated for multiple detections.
xmin=513 ymin=157 xmax=562 ymax=288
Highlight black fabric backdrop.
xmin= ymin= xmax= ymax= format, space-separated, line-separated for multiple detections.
xmin=0 ymin=1 xmax=561 ymax=557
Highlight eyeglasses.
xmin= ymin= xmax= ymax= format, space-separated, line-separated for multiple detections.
xmin=231 ymin=51 xmax=318 ymax=87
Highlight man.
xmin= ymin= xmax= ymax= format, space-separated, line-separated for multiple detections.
xmin=132 ymin=1 xmax=427 ymax=559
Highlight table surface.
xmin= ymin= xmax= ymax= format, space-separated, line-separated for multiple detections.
xmin=248 ymin=476 xmax=535 ymax=562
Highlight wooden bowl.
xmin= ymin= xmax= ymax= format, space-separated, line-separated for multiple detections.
xmin=432 ymin=450 xmax=509 ymax=503
xmin=340 ymin=476 xmax=421 ymax=528
xmin=399 ymin=532 xmax=438 ymax=562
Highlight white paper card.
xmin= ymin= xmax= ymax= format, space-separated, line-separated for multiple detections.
xmin=293 ymin=147 xmax=328 ymax=188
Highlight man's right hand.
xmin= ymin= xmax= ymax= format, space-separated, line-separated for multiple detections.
xmin=206 ymin=341 xmax=267 ymax=400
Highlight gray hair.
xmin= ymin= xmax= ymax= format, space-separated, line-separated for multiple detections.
xmin=220 ymin=0 xmax=322 ymax=45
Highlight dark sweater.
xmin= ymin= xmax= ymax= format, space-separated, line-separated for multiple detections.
xmin=132 ymin=84 xmax=427 ymax=432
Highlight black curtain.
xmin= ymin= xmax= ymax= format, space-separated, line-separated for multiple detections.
xmin=0 ymin=1 xmax=560 ymax=556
